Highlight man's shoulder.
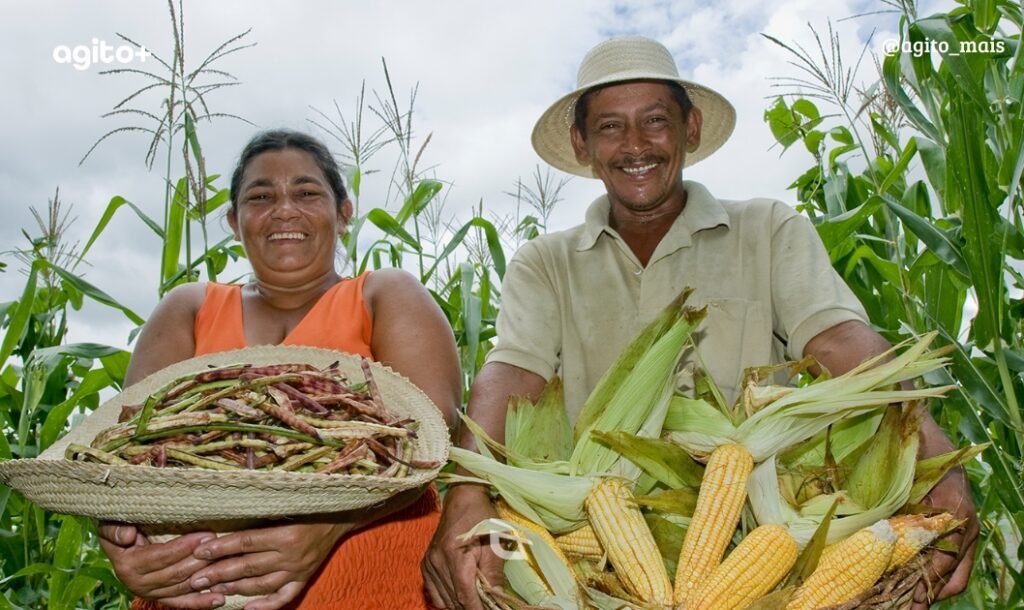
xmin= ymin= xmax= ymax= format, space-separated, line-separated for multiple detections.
xmin=513 ymin=223 xmax=589 ymax=260
xmin=715 ymin=194 xmax=802 ymax=229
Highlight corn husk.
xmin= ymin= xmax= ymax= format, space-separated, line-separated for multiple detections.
xmin=461 ymin=518 xmax=581 ymax=609
xmin=570 ymin=306 xmax=706 ymax=478
xmin=572 ymin=288 xmax=693 ymax=441
xmin=666 ymin=333 xmax=953 ymax=462
xmin=506 ymin=376 xmax=573 ymax=465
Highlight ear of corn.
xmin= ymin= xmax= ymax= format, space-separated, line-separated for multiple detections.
xmin=786 ymin=519 xmax=897 ymax=610
xmin=887 ymin=512 xmax=963 ymax=569
xmin=494 ymin=499 xmax=574 ymax=571
xmin=688 ymin=524 xmax=799 ymax=610
xmin=673 ymin=442 xmax=754 ymax=605
xmin=554 ymin=523 xmax=604 ymax=561
xmin=585 ymin=477 xmax=672 ymax=605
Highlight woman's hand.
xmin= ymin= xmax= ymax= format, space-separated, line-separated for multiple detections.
xmin=190 ymin=487 xmax=423 ymax=610
xmin=188 ymin=521 xmax=351 ymax=610
xmin=98 ymin=523 xmax=225 ymax=609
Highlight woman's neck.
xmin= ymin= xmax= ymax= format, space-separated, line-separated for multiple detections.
xmin=249 ymin=270 xmax=342 ymax=311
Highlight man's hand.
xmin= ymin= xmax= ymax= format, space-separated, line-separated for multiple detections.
xmin=911 ymin=466 xmax=979 ymax=609
xmin=187 ymin=521 xmax=350 ymax=610
xmin=422 ymin=485 xmax=503 ymax=610
xmin=98 ymin=523 xmax=224 ymax=609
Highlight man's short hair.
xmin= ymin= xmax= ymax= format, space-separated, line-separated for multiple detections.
xmin=573 ymin=80 xmax=694 ymax=138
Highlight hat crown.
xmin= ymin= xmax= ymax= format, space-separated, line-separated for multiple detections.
xmin=577 ymin=36 xmax=680 ymax=89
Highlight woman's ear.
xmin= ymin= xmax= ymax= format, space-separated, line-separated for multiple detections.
xmin=339 ymin=199 xmax=354 ymax=234
xmin=227 ymin=206 xmax=241 ymax=240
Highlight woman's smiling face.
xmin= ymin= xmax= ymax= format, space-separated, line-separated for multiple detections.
xmin=228 ymin=148 xmax=350 ymax=284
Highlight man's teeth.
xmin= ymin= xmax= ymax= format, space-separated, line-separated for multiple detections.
xmin=622 ymin=163 xmax=657 ymax=175
xmin=269 ymin=232 xmax=305 ymax=240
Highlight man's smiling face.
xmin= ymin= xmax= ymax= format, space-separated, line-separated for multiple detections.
xmin=571 ymin=81 xmax=702 ymax=215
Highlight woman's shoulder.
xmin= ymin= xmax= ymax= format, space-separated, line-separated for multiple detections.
xmin=361 ymin=268 xmax=424 ymax=299
xmin=156 ymin=282 xmax=214 ymax=318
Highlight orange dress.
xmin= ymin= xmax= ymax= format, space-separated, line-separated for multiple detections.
xmin=133 ymin=274 xmax=441 ymax=610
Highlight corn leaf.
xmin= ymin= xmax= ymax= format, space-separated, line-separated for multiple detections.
xmin=909 ymin=442 xmax=990 ymax=504
xmin=634 ymin=488 xmax=699 ymax=517
xmin=589 ymin=431 xmax=703 ymax=490
xmin=646 ymin=513 xmax=687 ymax=576
xmin=785 ymin=499 xmax=837 ymax=588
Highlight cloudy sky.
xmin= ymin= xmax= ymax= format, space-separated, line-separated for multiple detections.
xmin=0 ymin=0 xmax=952 ymax=352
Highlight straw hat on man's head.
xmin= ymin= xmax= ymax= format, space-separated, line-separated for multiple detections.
xmin=531 ymin=36 xmax=736 ymax=178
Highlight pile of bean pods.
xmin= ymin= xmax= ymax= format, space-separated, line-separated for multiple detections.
xmin=66 ymin=360 xmax=437 ymax=477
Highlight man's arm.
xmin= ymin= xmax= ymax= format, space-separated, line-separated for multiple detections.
xmin=804 ymin=320 xmax=978 ymax=609
xmin=422 ymin=362 xmax=546 ymax=610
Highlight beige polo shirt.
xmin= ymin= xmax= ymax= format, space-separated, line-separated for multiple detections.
xmin=486 ymin=181 xmax=868 ymax=423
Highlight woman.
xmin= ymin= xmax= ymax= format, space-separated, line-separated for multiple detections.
xmin=98 ymin=129 xmax=461 ymax=610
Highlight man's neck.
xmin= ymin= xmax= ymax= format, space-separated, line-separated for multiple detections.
xmin=608 ymin=190 xmax=687 ymax=267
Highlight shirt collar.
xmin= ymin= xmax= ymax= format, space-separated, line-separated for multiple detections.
xmin=575 ymin=180 xmax=731 ymax=252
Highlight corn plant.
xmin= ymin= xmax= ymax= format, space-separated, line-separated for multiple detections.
xmin=764 ymin=0 xmax=1023 ymax=606
xmin=310 ymin=60 xmax=513 ymax=395
xmin=0 ymin=195 xmax=132 ymax=609
xmin=79 ymin=0 xmax=252 ymax=296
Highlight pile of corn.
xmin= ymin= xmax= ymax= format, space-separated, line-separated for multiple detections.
xmin=451 ymin=289 xmax=973 ymax=610
xmin=66 ymin=360 xmax=436 ymax=476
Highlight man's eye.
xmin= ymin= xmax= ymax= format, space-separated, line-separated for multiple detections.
xmin=247 ymin=193 xmax=271 ymax=202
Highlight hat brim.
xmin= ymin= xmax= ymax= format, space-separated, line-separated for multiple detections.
xmin=531 ymin=76 xmax=736 ymax=178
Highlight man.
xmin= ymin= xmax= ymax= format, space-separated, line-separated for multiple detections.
xmin=422 ymin=36 xmax=977 ymax=610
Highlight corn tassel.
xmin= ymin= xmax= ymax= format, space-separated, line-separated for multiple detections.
xmin=555 ymin=523 xmax=604 ymax=561
xmin=786 ymin=520 xmax=897 ymax=610
xmin=688 ymin=524 xmax=798 ymax=610
xmin=493 ymin=499 xmax=574 ymax=577
xmin=585 ymin=477 xmax=672 ymax=605
xmin=673 ymin=443 xmax=754 ymax=605
xmin=887 ymin=512 xmax=962 ymax=570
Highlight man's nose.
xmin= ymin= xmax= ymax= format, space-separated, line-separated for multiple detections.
xmin=622 ymin=124 xmax=649 ymax=154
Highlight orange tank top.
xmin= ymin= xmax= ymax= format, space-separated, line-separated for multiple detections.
xmin=133 ymin=274 xmax=440 ymax=610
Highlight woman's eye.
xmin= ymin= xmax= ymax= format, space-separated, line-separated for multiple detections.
xmin=247 ymin=193 xmax=271 ymax=203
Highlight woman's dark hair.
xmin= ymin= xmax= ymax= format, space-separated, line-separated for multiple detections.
xmin=229 ymin=129 xmax=348 ymax=210
xmin=572 ymin=80 xmax=693 ymax=139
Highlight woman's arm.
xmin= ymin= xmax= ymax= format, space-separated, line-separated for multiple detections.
xmin=124 ymin=283 xmax=204 ymax=385
xmin=364 ymin=268 xmax=462 ymax=430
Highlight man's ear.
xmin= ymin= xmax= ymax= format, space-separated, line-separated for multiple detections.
xmin=570 ymin=124 xmax=592 ymax=166
xmin=685 ymin=106 xmax=703 ymax=153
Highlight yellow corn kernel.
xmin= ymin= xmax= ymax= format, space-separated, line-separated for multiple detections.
xmin=786 ymin=519 xmax=897 ymax=610
xmin=887 ymin=512 xmax=962 ymax=570
xmin=688 ymin=524 xmax=798 ymax=610
xmin=555 ymin=523 xmax=604 ymax=560
xmin=585 ymin=477 xmax=672 ymax=606
xmin=673 ymin=443 xmax=754 ymax=605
